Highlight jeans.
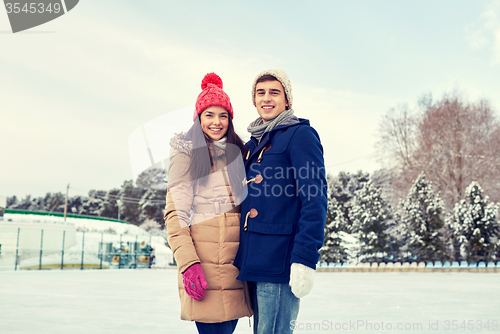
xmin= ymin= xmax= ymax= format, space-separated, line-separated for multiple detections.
xmin=195 ymin=319 xmax=238 ymax=334
xmin=250 ymin=281 xmax=300 ymax=334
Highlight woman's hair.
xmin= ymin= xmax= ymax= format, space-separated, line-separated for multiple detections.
xmin=185 ymin=112 xmax=247 ymax=196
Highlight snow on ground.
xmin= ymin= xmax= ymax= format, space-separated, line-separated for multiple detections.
xmin=18 ymin=248 xmax=106 ymax=269
xmin=1 ymin=270 xmax=499 ymax=334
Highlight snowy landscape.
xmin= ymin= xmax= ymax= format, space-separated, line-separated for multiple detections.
xmin=1 ymin=269 xmax=499 ymax=334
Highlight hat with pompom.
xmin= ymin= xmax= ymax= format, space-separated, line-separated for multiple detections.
xmin=194 ymin=73 xmax=233 ymax=121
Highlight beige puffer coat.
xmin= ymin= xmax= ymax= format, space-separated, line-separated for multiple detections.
xmin=164 ymin=133 xmax=252 ymax=323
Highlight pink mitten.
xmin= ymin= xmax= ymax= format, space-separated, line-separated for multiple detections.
xmin=182 ymin=263 xmax=208 ymax=300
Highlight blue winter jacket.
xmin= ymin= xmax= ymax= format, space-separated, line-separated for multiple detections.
xmin=233 ymin=119 xmax=327 ymax=283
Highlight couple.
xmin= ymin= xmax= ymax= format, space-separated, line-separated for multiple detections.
xmin=164 ymin=69 xmax=327 ymax=334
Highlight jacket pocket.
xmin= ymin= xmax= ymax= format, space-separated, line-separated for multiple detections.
xmin=244 ymin=222 xmax=293 ymax=275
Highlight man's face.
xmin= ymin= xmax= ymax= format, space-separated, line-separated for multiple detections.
xmin=254 ymin=80 xmax=289 ymax=123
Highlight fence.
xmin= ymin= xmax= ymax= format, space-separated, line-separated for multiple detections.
xmin=0 ymin=226 xmax=173 ymax=271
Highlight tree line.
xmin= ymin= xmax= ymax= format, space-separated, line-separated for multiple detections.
xmin=320 ymin=90 xmax=500 ymax=264
xmin=320 ymin=170 xmax=499 ymax=264
xmin=6 ymin=168 xmax=167 ymax=228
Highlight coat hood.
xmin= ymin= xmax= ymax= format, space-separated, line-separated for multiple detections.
xmin=170 ymin=132 xmax=227 ymax=162
xmin=170 ymin=132 xmax=193 ymax=154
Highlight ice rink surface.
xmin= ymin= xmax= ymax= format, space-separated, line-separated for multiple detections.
xmin=1 ymin=269 xmax=499 ymax=334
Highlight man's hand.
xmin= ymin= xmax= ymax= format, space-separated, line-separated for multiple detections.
xmin=289 ymin=262 xmax=315 ymax=298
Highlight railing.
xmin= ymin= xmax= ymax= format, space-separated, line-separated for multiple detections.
xmin=317 ymin=261 xmax=500 ymax=272
xmin=0 ymin=228 xmax=165 ymax=271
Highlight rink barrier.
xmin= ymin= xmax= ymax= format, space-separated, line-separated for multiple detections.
xmin=0 ymin=211 xmax=175 ymax=271
xmin=317 ymin=261 xmax=500 ymax=273
xmin=0 ymin=229 xmax=163 ymax=271
xmin=20 ymin=263 xmax=110 ymax=270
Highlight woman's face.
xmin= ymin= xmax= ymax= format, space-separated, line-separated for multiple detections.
xmin=200 ymin=106 xmax=229 ymax=141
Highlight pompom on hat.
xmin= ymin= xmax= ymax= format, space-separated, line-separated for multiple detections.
xmin=251 ymin=68 xmax=293 ymax=107
xmin=194 ymin=73 xmax=234 ymax=121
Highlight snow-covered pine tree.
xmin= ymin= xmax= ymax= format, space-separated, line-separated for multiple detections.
xmin=15 ymin=195 xmax=33 ymax=210
xmin=99 ymin=188 xmax=120 ymax=219
xmin=448 ymin=181 xmax=500 ymax=262
xmin=80 ymin=190 xmax=106 ymax=216
xmin=400 ymin=172 xmax=449 ymax=262
xmin=9 ymin=193 xmax=80 ymax=214
xmin=136 ymin=167 xmax=168 ymax=190
xmin=138 ymin=187 xmax=167 ymax=226
xmin=27 ymin=195 xmax=44 ymax=211
xmin=319 ymin=197 xmax=348 ymax=263
xmin=140 ymin=218 xmax=166 ymax=239
xmin=68 ymin=195 xmax=84 ymax=214
xmin=391 ymin=201 xmax=412 ymax=261
xmin=328 ymin=171 xmax=370 ymax=233
xmin=44 ymin=192 xmax=65 ymax=212
xmin=372 ymin=169 xmax=396 ymax=207
xmin=118 ymin=181 xmax=145 ymax=225
xmin=6 ymin=196 xmax=17 ymax=208
xmin=351 ymin=180 xmax=391 ymax=262
xmin=136 ymin=167 xmax=167 ymax=226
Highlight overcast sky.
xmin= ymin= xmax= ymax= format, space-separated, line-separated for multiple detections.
xmin=1 ymin=0 xmax=500 ymax=199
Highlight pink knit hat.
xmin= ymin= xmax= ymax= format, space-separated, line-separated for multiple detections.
xmin=194 ymin=73 xmax=234 ymax=121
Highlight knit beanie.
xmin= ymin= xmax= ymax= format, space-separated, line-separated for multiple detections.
xmin=194 ymin=73 xmax=234 ymax=121
xmin=251 ymin=69 xmax=293 ymax=107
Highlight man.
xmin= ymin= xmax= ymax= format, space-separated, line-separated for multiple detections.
xmin=233 ymin=69 xmax=327 ymax=334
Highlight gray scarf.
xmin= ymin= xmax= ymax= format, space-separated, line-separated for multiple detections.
xmin=213 ymin=137 xmax=227 ymax=150
xmin=247 ymin=109 xmax=299 ymax=143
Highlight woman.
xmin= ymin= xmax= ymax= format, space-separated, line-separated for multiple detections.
xmin=164 ymin=73 xmax=252 ymax=333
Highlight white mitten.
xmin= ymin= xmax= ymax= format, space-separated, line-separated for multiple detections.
xmin=289 ymin=263 xmax=315 ymax=298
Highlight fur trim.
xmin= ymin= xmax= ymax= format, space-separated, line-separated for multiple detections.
xmin=170 ymin=132 xmax=192 ymax=154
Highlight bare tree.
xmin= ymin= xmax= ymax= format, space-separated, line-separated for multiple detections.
xmin=378 ymin=91 xmax=500 ymax=209
xmin=376 ymin=103 xmax=418 ymax=204
xmin=376 ymin=103 xmax=416 ymax=170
